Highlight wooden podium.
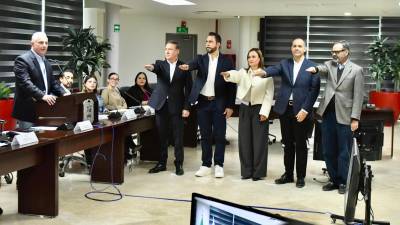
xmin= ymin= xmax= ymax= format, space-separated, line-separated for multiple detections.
xmin=34 ymin=93 xmax=98 ymax=126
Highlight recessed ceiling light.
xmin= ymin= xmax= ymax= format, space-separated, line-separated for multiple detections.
xmin=152 ymin=0 xmax=196 ymax=6
xmin=344 ymin=12 xmax=352 ymax=16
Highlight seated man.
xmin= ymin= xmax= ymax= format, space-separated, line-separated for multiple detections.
xmin=58 ymin=70 xmax=74 ymax=95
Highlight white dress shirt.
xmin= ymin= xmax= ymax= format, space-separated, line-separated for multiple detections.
xmin=31 ymin=49 xmax=48 ymax=94
xmin=289 ymin=57 xmax=304 ymax=100
xmin=200 ymin=53 xmax=219 ymax=96
xmin=167 ymin=59 xmax=177 ymax=82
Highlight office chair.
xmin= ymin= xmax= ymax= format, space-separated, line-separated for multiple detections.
xmin=268 ymin=120 xmax=277 ymax=145
xmin=59 ymin=153 xmax=89 ymax=177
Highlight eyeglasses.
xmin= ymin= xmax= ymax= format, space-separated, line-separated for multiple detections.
xmin=109 ymin=77 xmax=119 ymax=81
xmin=331 ymin=49 xmax=345 ymax=55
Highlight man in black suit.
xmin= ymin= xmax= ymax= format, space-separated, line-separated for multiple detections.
xmin=179 ymin=32 xmax=236 ymax=178
xmin=264 ymin=38 xmax=320 ymax=188
xmin=144 ymin=40 xmax=192 ymax=175
xmin=12 ymin=32 xmax=66 ymax=129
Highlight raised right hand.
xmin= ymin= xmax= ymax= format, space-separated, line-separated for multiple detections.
xmin=306 ymin=67 xmax=317 ymax=74
xmin=220 ymin=71 xmax=230 ymax=79
xmin=144 ymin=64 xmax=154 ymax=71
xmin=178 ymin=64 xmax=189 ymax=71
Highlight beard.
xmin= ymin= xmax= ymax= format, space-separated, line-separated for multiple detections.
xmin=206 ymin=46 xmax=217 ymax=53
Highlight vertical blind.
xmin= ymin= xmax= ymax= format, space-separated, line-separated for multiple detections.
xmin=0 ymin=0 xmax=82 ymax=89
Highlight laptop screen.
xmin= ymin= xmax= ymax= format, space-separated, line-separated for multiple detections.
xmin=190 ymin=193 xmax=313 ymax=225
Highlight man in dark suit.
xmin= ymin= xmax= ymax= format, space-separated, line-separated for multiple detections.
xmin=179 ymin=32 xmax=236 ymax=178
xmin=306 ymin=40 xmax=364 ymax=194
xmin=264 ymin=38 xmax=320 ymax=188
xmin=13 ymin=32 xmax=66 ymax=129
xmin=144 ymin=40 xmax=192 ymax=176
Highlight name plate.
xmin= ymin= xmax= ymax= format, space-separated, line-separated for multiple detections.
xmin=73 ymin=120 xmax=93 ymax=133
xmin=121 ymin=109 xmax=137 ymax=121
xmin=11 ymin=132 xmax=39 ymax=146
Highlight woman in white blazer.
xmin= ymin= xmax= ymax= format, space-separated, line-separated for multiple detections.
xmin=221 ymin=48 xmax=274 ymax=181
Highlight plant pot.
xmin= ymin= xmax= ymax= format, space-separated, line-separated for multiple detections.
xmin=369 ymin=91 xmax=400 ymax=124
xmin=0 ymin=98 xmax=16 ymax=130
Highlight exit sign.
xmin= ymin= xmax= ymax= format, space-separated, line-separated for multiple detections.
xmin=176 ymin=26 xmax=188 ymax=33
xmin=114 ymin=24 xmax=120 ymax=32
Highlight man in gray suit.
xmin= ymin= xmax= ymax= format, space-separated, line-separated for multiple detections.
xmin=306 ymin=40 xmax=364 ymax=194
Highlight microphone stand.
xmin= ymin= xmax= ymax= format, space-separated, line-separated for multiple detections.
xmin=123 ymin=91 xmax=146 ymax=115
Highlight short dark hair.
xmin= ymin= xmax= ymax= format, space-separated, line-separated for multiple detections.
xmin=166 ymin=40 xmax=180 ymax=49
xmin=208 ymin=32 xmax=221 ymax=44
xmin=58 ymin=69 xmax=73 ymax=79
xmin=108 ymin=72 xmax=118 ymax=79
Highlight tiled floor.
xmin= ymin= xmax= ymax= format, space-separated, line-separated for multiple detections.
xmin=0 ymin=118 xmax=399 ymax=225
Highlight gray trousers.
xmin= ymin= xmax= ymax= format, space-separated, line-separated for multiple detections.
xmin=238 ymin=104 xmax=269 ymax=178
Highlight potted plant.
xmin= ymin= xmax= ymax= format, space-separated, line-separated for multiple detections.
xmin=0 ymin=82 xmax=16 ymax=130
xmin=367 ymin=37 xmax=400 ymax=123
xmin=62 ymin=27 xmax=111 ymax=88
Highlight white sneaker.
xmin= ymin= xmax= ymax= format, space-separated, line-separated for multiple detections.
xmin=214 ymin=165 xmax=224 ymax=178
xmin=195 ymin=166 xmax=211 ymax=177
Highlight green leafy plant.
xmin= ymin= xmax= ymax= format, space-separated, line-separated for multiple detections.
xmin=392 ymin=39 xmax=400 ymax=91
xmin=0 ymin=82 xmax=12 ymax=99
xmin=62 ymin=27 xmax=111 ymax=87
xmin=367 ymin=37 xmax=394 ymax=91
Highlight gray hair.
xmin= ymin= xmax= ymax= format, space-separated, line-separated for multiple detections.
xmin=333 ymin=40 xmax=350 ymax=53
xmin=31 ymin=32 xmax=47 ymax=42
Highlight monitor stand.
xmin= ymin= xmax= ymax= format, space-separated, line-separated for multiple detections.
xmin=330 ymin=164 xmax=390 ymax=225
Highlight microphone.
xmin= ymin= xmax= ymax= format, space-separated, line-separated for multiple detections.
xmin=47 ymin=58 xmax=64 ymax=74
xmin=123 ymin=91 xmax=146 ymax=115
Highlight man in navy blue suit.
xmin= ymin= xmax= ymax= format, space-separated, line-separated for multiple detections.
xmin=13 ymin=32 xmax=66 ymax=129
xmin=264 ymin=38 xmax=320 ymax=188
xmin=179 ymin=32 xmax=236 ymax=178
xmin=145 ymin=40 xmax=192 ymax=176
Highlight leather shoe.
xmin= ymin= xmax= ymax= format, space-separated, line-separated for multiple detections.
xmin=338 ymin=184 xmax=346 ymax=194
xmin=252 ymin=177 xmax=262 ymax=181
xmin=241 ymin=176 xmax=251 ymax=180
xmin=275 ymin=173 xmax=294 ymax=184
xmin=296 ymin=178 xmax=305 ymax=188
xmin=148 ymin=163 xmax=166 ymax=173
xmin=175 ymin=162 xmax=184 ymax=176
xmin=322 ymin=182 xmax=339 ymax=191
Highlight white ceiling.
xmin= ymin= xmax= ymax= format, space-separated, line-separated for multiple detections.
xmin=97 ymin=0 xmax=400 ymax=18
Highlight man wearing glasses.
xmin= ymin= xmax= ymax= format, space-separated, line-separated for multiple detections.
xmin=306 ymin=40 xmax=364 ymax=194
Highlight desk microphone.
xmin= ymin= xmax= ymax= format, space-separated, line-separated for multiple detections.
xmin=123 ymin=91 xmax=146 ymax=115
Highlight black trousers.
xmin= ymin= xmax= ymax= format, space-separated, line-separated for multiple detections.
xmin=279 ymin=105 xmax=311 ymax=178
xmin=155 ymin=101 xmax=184 ymax=165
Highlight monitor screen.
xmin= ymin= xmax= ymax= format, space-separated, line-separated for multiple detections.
xmin=190 ymin=193 xmax=313 ymax=225
xmin=344 ymin=138 xmax=362 ymax=224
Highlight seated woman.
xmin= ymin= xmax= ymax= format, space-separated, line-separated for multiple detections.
xmin=82 ymin=75 xmax=105 ymax=113
xmin=126 ymin=72 xmax=153 ymax=107
xmin=82 ymin=75 xmax=104 ymax=167
xmin=101 ymin=72 xmax=127 ymax=111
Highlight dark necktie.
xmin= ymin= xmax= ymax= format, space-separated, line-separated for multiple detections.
xmin=337 ymin=65 xmax=344 ymax=83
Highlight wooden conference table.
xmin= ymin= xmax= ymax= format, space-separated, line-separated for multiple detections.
xmin=0 ymin=115 xmax=156 ymax=217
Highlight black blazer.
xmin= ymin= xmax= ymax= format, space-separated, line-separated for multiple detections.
xmin=12 ymin=50 xmax=65 ymax=122
xmin=187 ymin=53 xmax=236 ymax=111
xmin=125 ymin=85 xmax=153 ymax=107
xmin=266 ymin=58 xmax=320 ymax=116
xmin=148 ymin=60 xmax=192 ymax=114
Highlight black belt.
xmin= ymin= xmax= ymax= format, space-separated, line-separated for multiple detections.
xmin=200 ymin=95 xmax=215 ymax=101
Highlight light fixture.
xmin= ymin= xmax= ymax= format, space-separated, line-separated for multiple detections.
xmin=344 ymin=12 xmax=352 ymax=16
xmin=152 ymin=0 xmax=195 ymax=6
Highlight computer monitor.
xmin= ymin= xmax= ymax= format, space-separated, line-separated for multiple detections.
xmin=344 ymin=138 xmax=362 ymax=224
xmin=190 ymin=193 xmax=313 ymax=225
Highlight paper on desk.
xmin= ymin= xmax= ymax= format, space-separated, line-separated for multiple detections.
xmin=31 ymin=126 xmax=58 ymax=131
xmin=0 ymin=142 xmax=7 ymax=147
xmin=98 ymin=114 xmax=109 ymax=120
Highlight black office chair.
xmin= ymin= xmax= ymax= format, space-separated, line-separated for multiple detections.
xmin=268 ymin=120 xmax=277 ymax=145
xmin=59 ymin=154 xmax=89 ymax=177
